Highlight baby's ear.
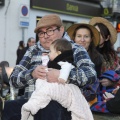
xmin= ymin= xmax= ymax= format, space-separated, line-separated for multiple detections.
xmin=57 ymin=51 xmax=61 ymax=55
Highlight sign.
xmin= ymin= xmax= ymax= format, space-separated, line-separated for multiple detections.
xmin=20 ymin=21 xmax=29 ymax=27
xmin=19 ymin=5 xmax=29 ymax=27
xmin=101 ymin=8 xmax=112 ymax=17
xmin=21 ymin=6 xmax=28 ymax=16
xmin=30 ymin=0 xmax=102 ymax=17
xmin=20 ymin=5 xmax=29 ymax=18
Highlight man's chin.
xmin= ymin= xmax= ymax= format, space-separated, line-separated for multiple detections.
xmin=44 ymin=45 xmax=50 ymax=50
xmin=42 ymin=42 xmax=52 ymax=50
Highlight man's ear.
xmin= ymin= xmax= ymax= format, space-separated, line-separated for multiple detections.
xmin=60 ymin=26 xmax=64 ymax=33
xmin=57 ymin=51 xmax=61 ymax=55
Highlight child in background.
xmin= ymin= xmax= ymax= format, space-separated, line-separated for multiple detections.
xmin=91 ymin=70 xmax=120 ymax=113
xmin=106 ymin=86 xmax=120 ymax=114
xmin=21 ymin=39 xmax=93 ymax=120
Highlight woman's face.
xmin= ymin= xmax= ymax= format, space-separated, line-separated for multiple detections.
xmin=95 ymin=25 xmax=104 ymax=48
xmin=74 ymin=28 xmax=92 ymax=50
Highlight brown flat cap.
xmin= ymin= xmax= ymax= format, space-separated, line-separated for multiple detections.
xmin=34 ymin=14 xmax=63 ymax=33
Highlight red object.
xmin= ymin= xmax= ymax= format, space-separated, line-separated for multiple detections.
xmin=116 ymin=23 xmax=120 ymax=32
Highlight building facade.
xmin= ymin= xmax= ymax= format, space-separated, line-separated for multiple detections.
xmin=0 ymin=0 xmax=119 ymax=67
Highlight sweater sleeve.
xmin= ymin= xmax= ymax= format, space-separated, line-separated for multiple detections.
xmin=69 ymin=43 xmax=97 ymax=87
xmin=10 ymin=45 xmax=41 ymax=88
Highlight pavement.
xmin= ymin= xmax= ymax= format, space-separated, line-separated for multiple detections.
xmin=93 ymin=113 xmax=120 ymax=120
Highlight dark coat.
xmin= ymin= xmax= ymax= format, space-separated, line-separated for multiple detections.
xmin=106 ymin=88 xmax=120 ymax=114
xmin=47 ymin=50 xmax=74 ymax=70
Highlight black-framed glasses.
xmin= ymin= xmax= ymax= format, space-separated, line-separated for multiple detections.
xmin=38 ymin=27 xmax=60 ymax=38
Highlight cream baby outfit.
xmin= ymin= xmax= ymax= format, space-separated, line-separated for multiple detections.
xmin=21 ymin=56 xmax=93 ymax=120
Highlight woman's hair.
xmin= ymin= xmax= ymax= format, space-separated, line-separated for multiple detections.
xmin=0 ymin=61 xmax=9 ymax=67
xmin=19 ymin=40 xmax=24 ymax=49
xmin=95 ymin=23 xmax=117 ymax=63
xmin=73 ymin=25 xmax=103 ymax=77
xmin=51 ymin=39 xmax=72 ymax=53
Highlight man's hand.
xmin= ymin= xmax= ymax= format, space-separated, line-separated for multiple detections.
xmin=99 ymin=78 xmax=113 ymax=87
xmin=32 ymin=65 xmax=47 ymax=80
xmin=103 ymin=92 xmax=115 ymax=102
xmin=46 ymin=68 xmax=60 ymax=83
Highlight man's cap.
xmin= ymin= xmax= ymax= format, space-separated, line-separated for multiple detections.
xmin=34 ymin=14 xmax=63 ymax=33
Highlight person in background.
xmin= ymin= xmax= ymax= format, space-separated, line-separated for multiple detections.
xmin=106 ymin=86 xmax=120 ymax=114
xmin=116 ymin=46 xmax=120 ymax=54
xmin=117 ymin=57 xmax=120 ymax=66
xmin=21 ymin=37 xmax=36 ymax=56
xmin=67 ymin=23 xmax=103 ymax=106
xmin=89 ymin=17 xmax=120 ymax=113
xmin=2 ymin=14 xmax=96 ymax=120
xmin=0 ymin=61 xmax=13 ymax=117
xmin=0 ymin=61 xmax=10 ymax=87
xmin=16 ymin=40 xmax=25 ymax=65
xmin=116 ymin=46 xmax=120 ymax=64
xmin=67 ymin=23 xmax=104 ymax=77
xmin=21 ymin=39 xmax=93 ymax=120
xmin=0 ymin=61 xmax=9 ymax=67
xmin=89 ymin=17 xmax=119 ymax=72
xmin=18 ymin=37 xmax=36 ymax=97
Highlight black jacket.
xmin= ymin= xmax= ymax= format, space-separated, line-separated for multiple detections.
xmin=47 ymin=50 xmax=74 ymax=70
xmin=106 ymin=88 xmax=120 ymax=114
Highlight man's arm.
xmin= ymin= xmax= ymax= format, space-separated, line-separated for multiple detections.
xmin=69 ymin=43 xmax=97 ymax=87
xmin=10 ymin=45 xmax=41 ymax=88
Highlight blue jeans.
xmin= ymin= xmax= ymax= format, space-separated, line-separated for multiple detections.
xmin=2 ymin=99 xmax=71 ymax=120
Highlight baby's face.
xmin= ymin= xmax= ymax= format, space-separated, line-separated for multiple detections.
xmin=49 ymin=45 xmax=60 ymax=61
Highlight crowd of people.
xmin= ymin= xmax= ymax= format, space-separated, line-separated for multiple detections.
xmin=16 ymin=37 xmax=36 ymax=97
xmin=0 ymin=14 xmax=120 ymax=120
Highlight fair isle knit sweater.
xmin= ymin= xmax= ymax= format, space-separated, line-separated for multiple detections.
xmin=10 ymin=32 xmax=96 ymax=100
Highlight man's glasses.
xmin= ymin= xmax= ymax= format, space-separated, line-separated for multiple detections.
xmin=38 ymin=27 xmax=60 ymax=38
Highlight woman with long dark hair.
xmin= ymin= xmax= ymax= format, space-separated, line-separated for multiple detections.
xmin=67 ymin=23 xmax=103 ymax=106
xmin=89 ymin=17 xmax=120 ymax=114
xmin=16 ymin=40 xmax=25 ymax=65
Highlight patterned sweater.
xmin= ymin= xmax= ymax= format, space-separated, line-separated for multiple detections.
xmin=10 ymin=32 xmax=97 ymax=100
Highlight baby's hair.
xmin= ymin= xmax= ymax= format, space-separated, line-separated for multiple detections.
xmin=51 ymin=39 xmax=72 ymax=53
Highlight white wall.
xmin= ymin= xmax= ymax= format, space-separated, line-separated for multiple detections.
xmin=0 ymin=0 xmax=30 ymax=67
xmin=0 ymin=0 xmax=119 ymax=67
xmin=0 ymin=0 xmax=90 ymax=67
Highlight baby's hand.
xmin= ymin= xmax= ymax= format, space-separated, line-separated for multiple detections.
xmin=58 ymin=78 xmax=66 ymax=85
